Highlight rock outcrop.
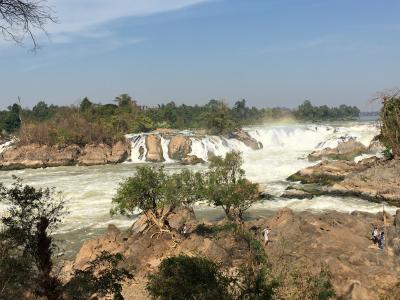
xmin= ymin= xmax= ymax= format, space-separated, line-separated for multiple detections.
xmin=145 ymin=135 xmax=164 ymax=162
xmin=109 ymin=141 xmax=131 ymax=163
xmin=287 ymin=157 xmax=377 ymax=184
xmin=78 ymin=143 xmax=111 ymax=166
xmin=168 ymin=136 xmax=192 ymax=160
xmin=47 ymin=145 xmax=81 ymax=167
xmin=329 ymin=159 xmax=400 ymax=206
xmin=181 ymin=155 xmax=204 ymax=165
xmin=308 ymin=139 xmax=367 ymax=161
xmin=69 ymin=209 xmax=400 ymax=300
xmin=230 ymin=130 xmax=263 ymax=150
xmin=0 ymin=140 xmax=131 ymax=170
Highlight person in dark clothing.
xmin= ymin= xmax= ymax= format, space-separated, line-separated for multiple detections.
xmin=378 ymin=231 xmax=385 ymax=250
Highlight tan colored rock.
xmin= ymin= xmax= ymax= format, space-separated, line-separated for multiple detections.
xmin=108 ymin=140 xmax=130 ymax=163
xmin=145 ymin=135 xmax=164 ymax=162
xmin=329 ymin=159 xmax=400 ymax=206
xmin=168 ymin=135 xmax=192 ymax=160
xmin=47 ymin=145 xmax=81 ymax=167
xmin=0 ymin=144 xmax=49 ymax=169
xmin=78 ymin=143 xmax=111 ymax=166
xmin=69 ymin=209 xmax=400 ymax=299
xmin=230 ymin=129 xmax=262 ymax=150
xmin=181 ymin=155 xmax=204 ymax=165
xmin=287 ymin=159 xmax=374 ymax=184
xmin=308 ymin=139 xmax=367 ymax=161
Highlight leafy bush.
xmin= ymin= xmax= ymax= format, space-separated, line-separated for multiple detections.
xmin=205 ymin=151 xmax=261 ymax=222
xmin=0 ymin=178 xmax=132 ymax=300
xmin=147 ymin=255 xmax=232 ymax=300
xmin=111 ymin=166 xmax=204 ymax=230
xmin=378 ymin=92 xmax=400 ymax=159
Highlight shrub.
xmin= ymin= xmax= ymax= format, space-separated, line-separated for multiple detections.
xmin=147 ymin=255 xmax=232 ymax=300
xmin=378 ymin=92 xmax=400 ymax=159
xmin=0 ymin=178 xmax=132 ymax=299
xmin=205 ymin=151 xmax=261 ymax=222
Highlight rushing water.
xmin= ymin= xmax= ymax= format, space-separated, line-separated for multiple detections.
xmin=0 ymin=121 xmax=396 ymax=257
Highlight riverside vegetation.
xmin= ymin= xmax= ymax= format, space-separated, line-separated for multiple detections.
xmin=0 ymin=96 xmax=360 ymax=147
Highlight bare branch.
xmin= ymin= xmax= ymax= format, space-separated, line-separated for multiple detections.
xmin=0 ymin=0 xmax=55 ymax=50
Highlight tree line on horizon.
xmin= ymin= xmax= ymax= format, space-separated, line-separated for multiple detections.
xmin=0 ymin=95 xmax=360 ymax=146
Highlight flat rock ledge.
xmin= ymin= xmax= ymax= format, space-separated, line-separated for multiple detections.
xmin=0 ymin=140 xmax=130 ymax=170
xmin=308 ymin=139 xmax=367 ymax=161
xmin=287 ymin=156 xmax=400 ymax=206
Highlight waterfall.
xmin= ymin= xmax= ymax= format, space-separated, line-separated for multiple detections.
xmin=126 ymin=123 xmax=379 ymax=163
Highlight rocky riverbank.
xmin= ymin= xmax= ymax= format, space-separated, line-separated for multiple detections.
xmin=65 ymin=208 xmax=400 ymax=299
xmin=0 ymin=141 xmax=130 ymax=170
xmin=286 ymin=139 xmax=400 ymax=206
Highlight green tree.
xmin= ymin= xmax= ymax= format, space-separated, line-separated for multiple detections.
xmin=115 ymin=93 xmax=133 ymax=107
xmin=79 ymin=97 xmax=93 ymax=112
xmin=3 ymin=103 xmax=21 ymax=133
xmin=111 ymin=167 xmax=203 ymax=230
xmin=147 ymin=255 xmax=232 ymax=300
xmin=377 ymin=91 xmax=400 ymax=159
xmin=205 ymin=151 xmax=260 ymax=222
xmin=0 ymin=178 xmax=132 ymax=300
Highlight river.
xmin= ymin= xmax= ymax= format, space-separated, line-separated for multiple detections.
xmin=0 ymin=120 xmax=396 ymax=257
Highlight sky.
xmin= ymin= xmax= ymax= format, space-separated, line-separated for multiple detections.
xmin=0 ymin=0 xmax=399 ymax=111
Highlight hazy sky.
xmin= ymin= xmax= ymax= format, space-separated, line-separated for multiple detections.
xmin=0 ymin=0 xmax=398 ymax=110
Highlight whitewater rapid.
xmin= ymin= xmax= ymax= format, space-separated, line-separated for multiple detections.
xmin=0 ymin=121 xmax=396 ymax=256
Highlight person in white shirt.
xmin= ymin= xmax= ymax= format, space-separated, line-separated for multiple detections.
xmin=262 ymin=226 xmax=271 ymax=246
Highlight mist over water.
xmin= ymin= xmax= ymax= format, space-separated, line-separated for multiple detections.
xmin=0 ymin=121 xmax=395 ymax=257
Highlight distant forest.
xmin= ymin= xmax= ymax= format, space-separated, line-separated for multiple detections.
xmin=0 ymin=96 xmax=360 ymax=146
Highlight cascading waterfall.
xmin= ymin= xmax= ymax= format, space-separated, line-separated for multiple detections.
xmin=126 ymin=122 xmax=379 ymax=164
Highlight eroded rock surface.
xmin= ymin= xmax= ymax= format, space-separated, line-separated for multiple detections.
xmin=181 ymin=154 xmax=204 ymax=165
xmin=0 ymin=140 xmax=131 ymax=170
xmin=230 ymin=129 xmax=263 ymax=150
xmin=287 ymin=157 xmax=377 ymax=184
xmin=308 ymin=139 xmax=367 ymax=161
xmin=69 ymin=209 xmax=400 ymax=300
xmin=168 ymin=135 xmax=192 ymax=160
xmin=145 ymin=135 xmax=164 ymax=162
xmin=329 ymin=159 xmax=400 ymax=206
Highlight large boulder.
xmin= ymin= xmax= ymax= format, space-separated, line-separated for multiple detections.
xmin=145 ymin=134 xmax=164 ymax=162
xmin=78 ymin=143 xmax=111 ymax=166
xmin=0 ymin=144 xmax=49 ymax=169
xmin=108 ymin=140 xmax=130 ymax=163
xmin=47 ymin=145 xmax=81 ymax=167
xmin=230 ymin=130 xmax=262 ymax=150
xmin=308 ymin=139 xmax=367 ymax=161
xmin=168 ymin=135 xmax=192 ymax=160
xmin=181 ymin=155 xmax=204 ymax=165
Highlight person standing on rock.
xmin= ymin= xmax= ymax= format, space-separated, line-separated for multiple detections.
xmin=379 ymin=231 xmax=385 ymax=250
xmin=262 ymin=226 xmax=271 ymax=246
xmin=181 ymin=223 xmax=188 ymax=238
xmin=372 ymin=226 xmax=379 ymax=244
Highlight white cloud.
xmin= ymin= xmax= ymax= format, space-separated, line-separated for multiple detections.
xmin=47 ymin=0 xmax=211 ymax=34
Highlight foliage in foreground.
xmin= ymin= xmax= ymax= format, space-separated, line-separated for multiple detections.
xmin=112 ymin=151 xmax=260 ymax=229
xmin=205 ymin=151 xmax=261 ymax=222
xmin=0 ymin=178 xmax=133 ymax=300
xmin=377 ymin=91 xmax=400 ymax=159
xmin=111 ymin=166 xmax=204 ymax=230
xmin=147 ymin=255 xmax=232 ymax=300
